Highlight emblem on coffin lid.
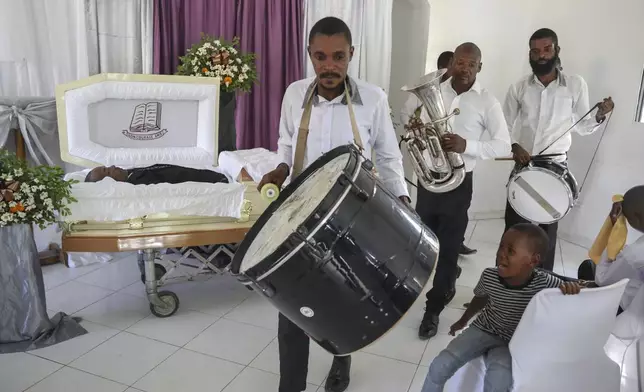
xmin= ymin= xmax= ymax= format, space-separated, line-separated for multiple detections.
xmin=122 ymin=102 xmax=168 ymax=140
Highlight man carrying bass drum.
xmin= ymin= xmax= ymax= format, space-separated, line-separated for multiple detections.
xmin=503 ymin=28 xmax=614 ymax=271
xmin=401 ymin=43 xmax=512 ymax=341
xmin=258 ymin=17 xmax=410 ymax=392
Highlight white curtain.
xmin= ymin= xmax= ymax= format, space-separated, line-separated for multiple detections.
xmin=0 ymin=0 xmax=153 ymax=97
xmin=303 ymin=0 xmax=394 ymax=93
xmin=86 ymin=0 xmax=153 ymax=75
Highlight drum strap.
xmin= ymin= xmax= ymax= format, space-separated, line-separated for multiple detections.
xmin=292 ymin=80 xmax=364 ymax=178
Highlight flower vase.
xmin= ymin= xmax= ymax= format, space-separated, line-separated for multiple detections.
xmin=0 ymin=224 xmax=86 ymax=353
xmin=219 ymin=91 xmax=237 ymax=153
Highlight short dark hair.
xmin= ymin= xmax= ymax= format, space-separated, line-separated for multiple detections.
xmin=529 ymin=28 xmax=558 ymax=47
xmin=85 ymin=171 xmax=95 ymax=182
xmin=308 ymin=17 xmax=352 ymax=46
xmin=509 ymin=223 xmax=550 ymax=260
xmin=437 ymin=51 xmax=454 ymax=69
xmin=623 ymin=186 xmax=644 ymax=232
xmin=454 ymin=42 xmax=482 ymax=61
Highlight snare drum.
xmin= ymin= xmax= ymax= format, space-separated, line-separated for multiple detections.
xmin=507 ymin=160 xmax=579 ymax=225
xmin=230 ymin=145 xmax=438 ymax=356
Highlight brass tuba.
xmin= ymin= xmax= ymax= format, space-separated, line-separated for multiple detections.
xmin=401 ymin=69 xmax=465 ymax=193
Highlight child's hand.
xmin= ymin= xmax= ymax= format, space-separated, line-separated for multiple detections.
xmin=449 ymin=319 xmax=468 ymax=336
xmin=559 ymin=282 xmax=582 ymax=295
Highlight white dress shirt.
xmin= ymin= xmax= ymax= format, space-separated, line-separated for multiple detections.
xmin=504 ymin=72 xmax=603 ymax=159
xmin=400 ymin=78 xmax=511 ymax=172
xmin=277 ymin=76 xmax=408 ymax=198
xmin=595 ymin=235 xmax=644 ymax=312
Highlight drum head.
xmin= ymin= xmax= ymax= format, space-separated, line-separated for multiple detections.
xmin=508 ymin=167 xmax=573 ymax=224
xmin=239 ymin=152 xmax=351 ymax=273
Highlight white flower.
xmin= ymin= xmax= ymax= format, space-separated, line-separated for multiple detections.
xmin=196 ymin=73 xmax=202 ymax=77
xmin=242 ymin=64 xmax=250 ymax=72
xmin=191 ymin=59 xmax=197 ymax=65
xmin=5 ymin=176 xmax=12 ymax=182
xmin=231 ymin=65 xmax=238 ymax=72
xmin=17 ymin=211 xmax=25 ymax=218
xmin=41 ymin=192 xmax=48 ymax=199
xmin=229 ymin=48 xmax=238 ymax=55
xmin=13 ymin=169 xmax=23 ymax=177
xmin=214 ymin=40 xmax=221 ymax=46
xmin=236 ymin=58 xmax=242 ymax=64
xmin=33 ymin=178 xmax=39 ymax=183
xmin=193 ymin=66 xmax=199 ymax=73
xmin=203 ymin=42 xmax=212 ymax=49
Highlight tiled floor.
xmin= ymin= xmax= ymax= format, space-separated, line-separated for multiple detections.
xmin=0 ymin=219 xmax=633 ymax=392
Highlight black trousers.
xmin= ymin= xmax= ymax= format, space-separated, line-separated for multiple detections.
xmin=417 ymin=172 xmax=473 ymax=315
xmin=503 ymin=201 xmax=558 ymax=271
xmin=278 ymin=313 xmax=320 ymax=392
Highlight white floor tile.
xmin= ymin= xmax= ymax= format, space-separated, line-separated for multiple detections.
xmin=42 ymin=262 xmax=104 ymax=291
xmin=398 ymin=297 xmax=426 ymax=330
xmin=408 ymin=366 xmax=429 ymax=392
xmin=222 ymin=367 xmax=318 ymax=392
xmin=134 ymin=349 xmax=244 ymax=392
xmin=438 ymin=307 xmax=466 ymax=335
xmin=0 ymin=353 xmax=61 ymax=392
xmin=250 ymin=339 xmax=333 ymax=386
xmin=343 ymin=352 xmax=417 ymax=392
xmin=421 ymin=333 xmax=455 ymax=366
xmin=446 ymin=285 xmax=474 ymax=311
xmin=160 ymin=279 xmax=251 ymax=317
xmin=74 ymin=292 xmax=151 ymax=330
xmin=46 ymin=281 xmax=114 ymax=314
xmin=223 ymin=294 xmax=279 ymax=330
xmin=69 ymin=332 xmax=177 ymax=385
xmin=76 ymin=258 xmax=142 ymax=291
xmin=25 ymin=367 xmax=128 ymax=392
xmin=185 ymin=318 xmax=275 ymax=365
xmin=468 ymin=219 xmax=505 ymax=245
xmin=126 ymin=309 xmax=219 ymax=346
xmin=362 ymin=324 xmax=427 ymax=364
xmin=29 ymin=321 xmax=119 ymax=364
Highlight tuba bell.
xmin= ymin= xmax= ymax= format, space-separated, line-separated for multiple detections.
xmin=401 ymin=69 xmax=466 ymax=193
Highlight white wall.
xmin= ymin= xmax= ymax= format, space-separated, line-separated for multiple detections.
xmin=389 ymin=0 xmax=431 ymax=204
xmin=425 ymin=0 xmax=644 ymax=245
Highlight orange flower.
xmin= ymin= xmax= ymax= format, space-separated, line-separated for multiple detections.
xmin=9 ymin=203 xmax=24 ymax=213
xmin=202 ymin=67 xmax=209 ymax=74
xmin=224 ymin=76 xmax=233 ymax=85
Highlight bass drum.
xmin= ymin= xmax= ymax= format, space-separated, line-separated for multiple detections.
xmin=230 ymin=145 xmax=438 ymax=356
xmin=507 ymin=159 xmax=579 ymax=225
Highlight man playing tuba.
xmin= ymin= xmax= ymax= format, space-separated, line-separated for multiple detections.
xmin=401 ymin=42 xmax=511 ymax=341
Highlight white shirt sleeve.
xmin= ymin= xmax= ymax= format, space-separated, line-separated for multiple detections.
xmin=463 ymin=100 xmax=512 ymax=159
xmin=572 ymin=77 xmax=602 ymax=136
xmin=595 ymin=249 xmax=637 ymax=286
xmin=276 ymin=88 xmax=296 ymax=168
xmin=373 ymin=94 xmax=409 ymax=198
xmin=503 ymin=83 xmax=521 ymax=145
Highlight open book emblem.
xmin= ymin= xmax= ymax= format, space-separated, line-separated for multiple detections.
xmin=122 ymin=102 xmax=168 ymax=140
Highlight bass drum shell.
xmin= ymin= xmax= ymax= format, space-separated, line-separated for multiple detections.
xmin=231 ymin=145 xmax=438 ymax=355
xmin=507 ymin=160 xmax=579 ymax=225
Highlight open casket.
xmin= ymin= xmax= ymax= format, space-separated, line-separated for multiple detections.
xmin=55 ymin=73 xmax=271 ymax=317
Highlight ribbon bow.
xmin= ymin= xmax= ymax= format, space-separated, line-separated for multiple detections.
xmin=0 ymin=180 xmax=20 ymax=202
xmin=0 ymin=100 xmax=57 ymax=166
xmin=211 ymin=50 xmax=230 ymax=66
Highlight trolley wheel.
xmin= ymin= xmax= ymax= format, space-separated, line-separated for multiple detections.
xmin=149 ymin=291 xmax=180 ymax=318
xmin=140 ymin=263 xmax=168 ymax=284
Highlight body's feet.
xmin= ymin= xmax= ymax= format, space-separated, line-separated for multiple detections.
xmin=325 ymin=355 xmax=351 ymax=392
xmin=444 ymin=266 xmax=462 ymax=304
xmin=418 ymin=313 xmax=439 ymax=340
xmin=459 ymin=244 xmax=477 ymax=255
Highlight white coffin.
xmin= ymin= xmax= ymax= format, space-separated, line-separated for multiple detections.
xmin=55 ymin=74 xmax=267 ymax=243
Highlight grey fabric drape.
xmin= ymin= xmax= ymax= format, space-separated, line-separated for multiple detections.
xmin=0 ymin=224 xmax=87 ymax=353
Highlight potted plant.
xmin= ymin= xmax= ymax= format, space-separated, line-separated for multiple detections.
xmin=0 ymin=150 xmax=82 ymax=352
xmin=177 ymin=34 xmax=258 ymax=153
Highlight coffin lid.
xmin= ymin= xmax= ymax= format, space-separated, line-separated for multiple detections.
xmin=55 ymin=73 xmax=221 ymax=169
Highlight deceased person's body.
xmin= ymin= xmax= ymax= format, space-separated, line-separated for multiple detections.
xmin=85 ymin=164 xmax=229 ymax=185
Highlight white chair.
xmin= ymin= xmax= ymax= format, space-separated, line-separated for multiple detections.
xmin=444 ymin=279 xmax=628 ymax=392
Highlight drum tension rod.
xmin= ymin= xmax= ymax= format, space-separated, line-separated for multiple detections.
xmin=338 ymin=173 xmax=369 ymax=201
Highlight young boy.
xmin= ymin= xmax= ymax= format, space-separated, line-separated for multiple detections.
xmin=594 ymin=185 xmax=644 ymax=316
xmin=421 ymin=223 xmax=582 ymax=392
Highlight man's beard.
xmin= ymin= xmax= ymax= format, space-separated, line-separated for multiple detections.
xmin=530 ymin=55 xmax=559 ymax=76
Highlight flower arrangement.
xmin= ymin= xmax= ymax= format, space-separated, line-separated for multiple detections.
xmin=176 ymin=34 xmax=258 ymax=93
xmin=0 ymin=150 xmax=77 ymax=229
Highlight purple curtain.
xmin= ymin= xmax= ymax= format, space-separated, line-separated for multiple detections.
xmin=234 ymin=0 xmax=304 ymax=150
xmin=153 ymin=0 xmax=237 ymax=75
xmin=153 ymin=0 xmax=304 ymax=150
